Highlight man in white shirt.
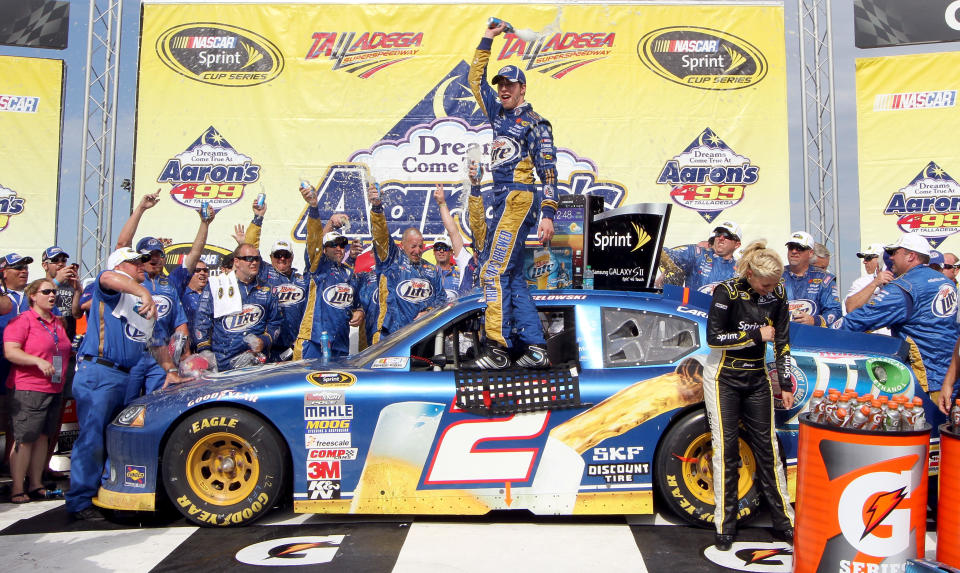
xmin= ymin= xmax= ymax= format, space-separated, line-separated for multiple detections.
xmin=844 ymin=243 xmax=891 ymax=314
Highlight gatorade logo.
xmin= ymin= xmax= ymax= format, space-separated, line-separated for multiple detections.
xmin=838 ymin=473 xmax=910 ymax=556
xmin=703 ymin=542 xmax=792 ymax=571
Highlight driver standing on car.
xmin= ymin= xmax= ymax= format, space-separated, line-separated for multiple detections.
xmin=704 ymin=240 xmax=794 ymax=551
xmin=366 ymin=182 xmax=444 ymax=344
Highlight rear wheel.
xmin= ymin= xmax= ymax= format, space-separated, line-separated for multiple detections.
xmin=654 ymin=409 xmax=760 ymax=528
xmin=162 ymin=407 xmax=285 ymax=526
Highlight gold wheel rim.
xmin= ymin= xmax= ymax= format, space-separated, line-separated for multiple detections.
xmin=679 ymin=432 xmax=756 ymax=505
xmin=184 ymin=431 xmax=260 ymax=506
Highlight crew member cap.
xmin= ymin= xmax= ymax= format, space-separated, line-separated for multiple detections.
xmin=492 ymin=65 xmax=526 ymax=85
xmin=884 ymin=233 xmax=932 ymax=257
xmin=785 ymin=231 xmax=815 ymax=250
xmin=323 ymin=231 xmax=348 ymax=247
xmin=107 ymin=247 xmax=143 ymax=270
xmin=42 ymin=246 xmax=69 ymax=262
xmin=136 ymin=237 xmax=164 ymax=255
xmin=270 ymin=240 xmax=293 ymax=255
xmin=712 ymin=221 xmax=742 ymax=241
xmin=930 ymin=249 xmax=946 ymax=267
xmin=0 ymin=253 xmax=33 ymax=269
xmin=856 ymin=243 xmax=884 ymax=258
xmin=433 ymin=235 xmax=453 ymax=248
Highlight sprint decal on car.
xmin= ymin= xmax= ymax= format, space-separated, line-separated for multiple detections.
xmin=307 ymin=371 xmax=358 ymax=387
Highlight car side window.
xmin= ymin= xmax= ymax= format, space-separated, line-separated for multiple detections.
xmin=601 ymin=307 xmax=699 ymax=367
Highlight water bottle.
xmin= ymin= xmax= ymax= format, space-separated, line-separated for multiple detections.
xmin=848 ymin=405 xmax=872 ymax=429
xmin=255 ymin=192 xmax=266 ymax=209
xmin=826 ymin=407 xmax=847 ymax=427
xmin=867 ymin=399 xmax=884 ymax=431
xmin=807 ymin=389 xmax=825 ymax=422
xmin=320 ymin=330 xmax=331 ymax=365
xmin=583 ymin=266 xmax=594 ymax=290
xmin=488 ymin=17 xmax=516 ymax=33
xmin=883 ymin=402 xmax=902 ymax=432
xmin=822 ymin=393 xmax=839 ymax=423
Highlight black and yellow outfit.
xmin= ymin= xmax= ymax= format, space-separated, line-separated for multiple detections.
xmin=704 ymin=277 xmax=795 ymax=539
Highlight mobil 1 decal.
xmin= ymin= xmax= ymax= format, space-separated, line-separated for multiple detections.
xmin=658 ymin=127 xmax=759 ymax=223
xmin=291 ymin=60 xmax=626 ymax=244
xmin=884 ymin=160 xmax=960 ymax=247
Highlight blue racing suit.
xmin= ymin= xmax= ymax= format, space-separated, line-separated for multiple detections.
xmin=439 ymin=266 xmax=461 ymax=303
xmin=835 ymin=264 xmax=958 ymax=392
xmin=295 ymin=205 xmax=360 ymax=359
xmin=369 ymin=205 xmax=444 ymax=343
xmin=663 ymin=244 xmax=736 ymax=294
xmin=356 ymin=270 xmax=380 ymax=349
xmin=469 ymin=37 xmax=557 ymax=349
xmin=195 ymin=276 xmax=283 ymax=368
xmin=126 ymin=273 xmax=187 ymax=402
xmin=782 ymin=266 xmax=842 ymax=327
xmin=66 ymin=271 xmax=148 ymax=513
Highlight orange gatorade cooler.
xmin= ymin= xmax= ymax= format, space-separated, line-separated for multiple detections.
xmin=794 ymin=414 xmax=930 ymax=572
xmin=938 ymin=424 xmax=960 ymax=567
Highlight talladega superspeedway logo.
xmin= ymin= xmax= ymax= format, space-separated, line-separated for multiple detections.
xmin=657 ymin=127 xmax=759 ymax=223
xmin=495 ymin=29 xmax=615 ymax=79
xmin=305 ymin=30 xmax=423 ymax=78
xmin=884 ymin=161 xmax=960 ymax=247
xmin=158 ymin=126 xmax=260 ymax=213
xmin=0 ymin=184 xmax=25 ymax=231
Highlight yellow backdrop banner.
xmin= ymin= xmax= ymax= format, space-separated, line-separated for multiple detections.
xmin=135 ymin=3 xmax=789 ymax=260
xmin=857 ymin=52 xmax=960 ymax=251
xmin=0 ymin=55 xmax=62 ymax=276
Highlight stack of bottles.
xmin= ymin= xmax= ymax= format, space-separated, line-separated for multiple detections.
xmin=807 ymin=388 xmax=927 ymax=432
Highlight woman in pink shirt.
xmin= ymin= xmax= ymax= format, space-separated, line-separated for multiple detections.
xmin=4 ymin=278 xmax=70 ymax=503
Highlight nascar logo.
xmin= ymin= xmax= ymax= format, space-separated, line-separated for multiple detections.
xmin=0 ymin=95 xmax=40 ymax=113
xmin=156 ymin=23 xmax=284 ymax=87
xmin=322 ymin=283 xmax=354 ymax=309
xmin=223 ymin=304 xmax=265 ymax=332
xmin=397 ymin=278 xmax=433 ymax=303
xmin=875 ymin=90 xmax=956 ymax=111
xmin=638 ymin=26 xmax=768 ymax=90
xmin=275 ymin=283 xmax=306 ymax=306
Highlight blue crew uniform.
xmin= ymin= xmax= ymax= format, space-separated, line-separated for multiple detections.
xmin=835 ymin=264 xmax=958 ymax=392
xmin=369 ymin=206 xmax=444 ymax=343
xmin=66 ymin=272 xmax=149 ymax=514
xmin=782 ymin=266 xmax=842 ymax=327
xmin=439 ymin=265 xmax=461 ymax=303
xmin=125 ymin=274 xmax=187 ymax=401
xmin=469 ymin=37 xmax=557 ymax=349
xmin=356 ymin=270 xmax=380 ymax=348
xmin=194 ymin=276 xmax=283 ymax=368
xmin=664 ymin=244 xmax=736 ymax=294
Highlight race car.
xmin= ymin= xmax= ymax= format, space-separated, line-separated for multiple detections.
xmin=94 ymin=285 xmax=943 ymax=527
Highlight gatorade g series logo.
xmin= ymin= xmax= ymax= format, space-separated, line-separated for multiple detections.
xmin=704 ymin=543 xmax=792 ymax=571
xmin=885 ymin=161 xmax=960 ymax=247
xmin=495 ymin=30 xmax=615 ymax=79
xmin=305 ymin=31 xmax=423 ymax=78
xmin=0 ymin=184 xmax=25 ymax=231
xmin=638 ymin=27 xmax=767 ymax=90
xmin=222 ymin=304 xmax=265 ymax=332
xmin=657 ymin=128 xmax=759 ymax=222
xmin=156 ymin=23 xmax=283 ymax=86
xmin=159 ymin=126 xmax=260 ymax=212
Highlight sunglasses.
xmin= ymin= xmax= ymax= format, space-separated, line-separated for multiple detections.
xmin=714 ymin=231 xmax=739 ymax=241
xmin=786 ymin=243 xmax=811 ymax=252
xmin=235 ymin=255 xmax=260 ymax=263
xmin=272 ymin=251 xmax=293 ymax=259
xmin=860 ymin=255 xmax=878 ymax=261
xmin=39 ymin=288 xmax=56 ymax=295
xmin=325 ymin=241 xmax=348 ymax=249
xmin=195 ymin=267 xmax=210 ymax=273
xmin=944 ymin=264 xmax=957 ymax=270
xmin=47 ymin=256 xmax=68 ymax=264
xmin=434 ymin=244 xmax=451 ymax=252
xmin=5 ymin=264 xmax=28 ymax=271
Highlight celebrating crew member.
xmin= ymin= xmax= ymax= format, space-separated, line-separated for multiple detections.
xmin=366 ymin=182 xmax=444 ymax=344
xmin=115 ymin=192 xmax=189 ymax=400
xmin=432 ymin=182 xmax=476 ymax=299
xmin=243 ymin=197 xmax=308 ymax=360
xmin=194 ymin=243 xmax=282 ymax=369
xmin=661 ymin=221 xmax=742 ymax=294
xmin=294 ymin=183 xmax=362 ymax=359
xmin=837 ymin=234 xmax=958 ymax=403
xmin=704 ymin=240 xmax=794 ymax=551
xmin=782 ymin=231 xmax=841 ymax=326
xmin=465 ymin=20 xmax=556 ymax=369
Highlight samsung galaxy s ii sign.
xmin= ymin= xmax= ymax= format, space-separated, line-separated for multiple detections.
xmin=637 ymin=27 xmax=767 ymax=90
xmin=156 ymin=23 xmax=284 ymax=87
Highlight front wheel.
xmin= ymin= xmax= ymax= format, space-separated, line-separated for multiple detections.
xmin=653 ymin=409 xmax=760 ymax=528
xmin=162 ymin=407 xmax=286 ymax=526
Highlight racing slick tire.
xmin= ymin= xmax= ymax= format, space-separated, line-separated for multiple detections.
xmin=162 ymin=407 xmax=286 ymax=527
xmin=653 ymin=408 xmax=760 ymax=528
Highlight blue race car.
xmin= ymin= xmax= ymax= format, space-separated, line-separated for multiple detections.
xmin=95 ymin=285 xmax=943 ymax=527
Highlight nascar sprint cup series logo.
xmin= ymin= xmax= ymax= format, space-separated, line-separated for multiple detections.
xmin=884 ymin=160 xmax=960 ymax=247
xmin=495 ymin=29 xmax=614 ymax=79
xmin=305 ymin=29 xmax=423 ymax=78
xmin=158 ymin=126 xmax=260 ymax=213
xmin=638 ymin=27 xmax=767 ymax=90
xmin=658 ymin=127 xmax=759 ymax=223
xmin=156 ymin=23 xmax=283 ymax=87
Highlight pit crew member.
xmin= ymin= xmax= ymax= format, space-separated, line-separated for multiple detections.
xmin=661 ymin=221 xmax=742 ymax=294
xmin=782 ymin=231 xmax=841 ymax=327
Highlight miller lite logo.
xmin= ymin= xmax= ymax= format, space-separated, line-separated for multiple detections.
xmin=490 ymin=136 xmax=521 ymax=169
xmin=932 ymin=282 xmax=958 ymax=318
xmin=322 ymin=283 xmax=354 ymax=309
xmin=397 ymin=278 xmax=433 ymax=303
xmin=275 ymin=283 xmax=306 ymax=307
xmin=223 ymin=304 xmax=265 ymax=332
xmin=152 ymin=294 xmax=173 ymax=319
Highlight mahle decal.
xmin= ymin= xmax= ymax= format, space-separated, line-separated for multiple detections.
xmin=157 ymin=23 xmax=283 ymax=87
xmin=638 ymin=26 xmax=767 ymax=90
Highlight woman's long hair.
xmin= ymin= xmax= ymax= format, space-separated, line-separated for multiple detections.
xmin=735 ymin=240 xmax=783 ymax=280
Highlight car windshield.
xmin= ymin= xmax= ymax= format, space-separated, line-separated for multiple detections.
xmin=346 ymin=302 xmax=456 ymax=367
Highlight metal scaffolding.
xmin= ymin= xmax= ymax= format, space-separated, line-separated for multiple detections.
xmin=77 ymin=0 xmax=123 ymax=278
xmin=797 ymin=0 xmax=841 ymax=284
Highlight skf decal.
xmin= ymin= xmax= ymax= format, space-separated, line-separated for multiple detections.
xmin=156 ymin=23 xmax=283 ymax=86
xmin=306 ymin=371 xmax=357 ymax=387
xmin=886 ymin=161 xmax=960 ymax=247
xmin=657 ymin=127 xmax=759 ymax=223
xmin=0 ymin=185 xmax=26 ymax=231
xmin=638 ymin=26 xmax=767 ymax=90
xmin=305 ymin=31 xmax=423 ymax=78
xmin=159 ymin=126 xmax=260 ymax=212
xmin=235 ymin=535 xmax=344 ymax=566
xmin=496 ymin=31 xmax=615 ymax=79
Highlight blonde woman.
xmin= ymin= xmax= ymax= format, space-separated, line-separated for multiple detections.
xmin=703 ymin=240 xmax=794 ymax=551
